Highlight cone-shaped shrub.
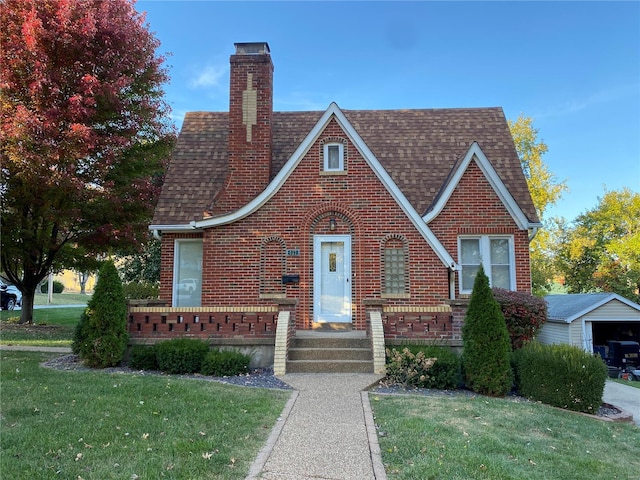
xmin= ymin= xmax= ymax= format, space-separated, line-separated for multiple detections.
xmin=461 ymin=265 xmax=513 ymax=396
xmin=72 ymin=260 xmax=128 ymax=368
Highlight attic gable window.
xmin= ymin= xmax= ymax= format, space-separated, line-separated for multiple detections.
xmin=459 ymin=236 xmax=515 ymax=294
xmin=323 ymin=143 xmax=344 ymax=172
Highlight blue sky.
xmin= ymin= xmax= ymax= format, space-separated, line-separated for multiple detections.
xmin=136 ymin=0 xmax=640 ymax=223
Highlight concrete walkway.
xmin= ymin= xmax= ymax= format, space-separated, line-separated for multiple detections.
xmin=604 ymin=380 xmax=640 ymax=426
xmin=0 ymin=345 xmax=72 ymax=353
xmin=246 ymin=374 xmax=386 ymax=480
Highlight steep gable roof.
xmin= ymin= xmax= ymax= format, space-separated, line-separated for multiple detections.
xmin=186 ymin=103 xmax=457 ymax=269
xmin=151 ymin=106 xmax=538 ymax=228
xmin=423 ymin=142 xmax=536 ymax=230
xmin=545 ymin=293 xmax=640 ymax=323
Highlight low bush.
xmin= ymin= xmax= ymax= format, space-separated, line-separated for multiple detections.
xmin=201 ymin=349 xmax=251 ymax=377
xmin=493 ymin=288 xmax=547 ymax=350
xmin=385 ymin=347 xmax=436 ymax=388
xmin=387 ymin=344 xmax=461 ymax=389
xmin=122 ymin=282 xmax=159 ymax=300
xmin=128 ymin=345 xmax=159 ymax=370
xmin=512 ymin=342 xmax=607 ymax=413
xmin=40 ymin=280 xmax=65 ymax=294
xmin=155 ymin=338 xmax=209 ymax=374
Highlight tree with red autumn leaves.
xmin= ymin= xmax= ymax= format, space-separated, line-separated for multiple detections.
xmin=1 ymin=0 xmax=175 ymax=323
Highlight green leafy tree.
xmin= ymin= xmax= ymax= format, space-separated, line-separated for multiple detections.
xmin=1 ymin=0 xmax=174 ymax=324
xmin=119 ymin=234 xmax=161 ymax=284
xmin=508 ymin=115 xmax=568 ymax=295
xmin=556 ymin=188 xmax=640 ymax=301
xmin=462 ymin=265 xmax=513 ymax=396
xmin=72 ymin=260 xmax=128 ymax=368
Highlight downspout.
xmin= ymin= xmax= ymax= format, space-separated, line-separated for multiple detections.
xmin=528 ymin=225 xmax=539 ymax=242
xmin=152 ymin=229 xmax=162 ymax=240
xmin=448 ymin=264 xmax=457 ymax=300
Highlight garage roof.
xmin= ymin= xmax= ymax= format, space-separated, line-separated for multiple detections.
xmin=545 ymin=293 xmax=640 ymax=324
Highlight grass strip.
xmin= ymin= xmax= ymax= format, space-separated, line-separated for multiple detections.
xmin=1 ymin=351 xmax=290 ymax=479
xmin=371 ymin=392 xmax=639 ymax=479
xmin=611 ymin=378 xmax=640 ymax=390
xmin=1 ymin=307 xmax=84 ymax=347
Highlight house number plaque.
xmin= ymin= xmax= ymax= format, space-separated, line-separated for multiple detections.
xmin=286 ymin=249 xmax=300 ymax=257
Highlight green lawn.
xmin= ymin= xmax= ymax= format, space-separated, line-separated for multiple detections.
xmin=0 ymin=351 xmax=290 ymax=479
xmin=371 ymin=392 xmax=640 ymax=479
xmin=33 ymin=292 xmax=91 ymax=306
xmin=0 ymin=307 xmax=84 ymax=347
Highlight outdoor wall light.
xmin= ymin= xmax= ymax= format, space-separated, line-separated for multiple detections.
xmin=329 ymin=217 xmax=336 ymax=231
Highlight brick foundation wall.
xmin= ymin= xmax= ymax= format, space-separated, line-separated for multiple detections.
xmin=128 ymin=307 xmax=278 ymax=339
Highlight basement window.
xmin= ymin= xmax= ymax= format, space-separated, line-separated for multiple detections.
xmin=323 ymin=143 xmax=344 ymax=172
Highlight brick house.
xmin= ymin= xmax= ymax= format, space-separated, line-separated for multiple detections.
xmin=128 ymin=43 xmax=541 ymax=373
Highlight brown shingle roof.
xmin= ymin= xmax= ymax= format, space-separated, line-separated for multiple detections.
xmin=152 ymin=107 xmax=539 ymax=226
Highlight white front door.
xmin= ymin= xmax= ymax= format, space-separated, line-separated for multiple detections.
xmin=313 ymin=235 xmax=351 ymax=323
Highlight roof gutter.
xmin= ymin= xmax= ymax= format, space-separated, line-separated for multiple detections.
xmin=528 ymin=224 xmax=542 ymax=241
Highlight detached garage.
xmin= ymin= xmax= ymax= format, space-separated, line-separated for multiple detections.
xmin=539 ymin=293 xmax=640 ymax=353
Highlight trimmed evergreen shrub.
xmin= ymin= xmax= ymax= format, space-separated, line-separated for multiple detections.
xmin=493 ymin=288 xmax=547 ymax=350
xmin=461 ymin=265 xmax=513 ymax=396
xmin=201 ymin=349 xmax=251 ymax=377
xmin=155 ymin=338 xmax=209 ymax=374
xmin=40 ymin=280 xmax=65 ymax=294
xmin=128 ymin=345 xmax=159 ymax=370
xmin=512 ymin=342 xmax=607 ymax=413
xmin=387 ymin=344 xmax=461 ymax=389
xmin=122 ymin=282 xmax=159 ymax=300
xmin=72 ymin=261 xmax=128 ymax=368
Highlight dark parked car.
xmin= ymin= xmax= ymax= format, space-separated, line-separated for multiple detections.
xmin=0 ymin=282 xmax=22 ymax=310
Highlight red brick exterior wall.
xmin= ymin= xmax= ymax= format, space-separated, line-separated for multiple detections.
xmin=214 ymin=50 xmax=274 ymax=213
xmin=148 ymin=122 xmax=532 ymax=342
xmin=428 ymin=159 xmax=532 ymax=296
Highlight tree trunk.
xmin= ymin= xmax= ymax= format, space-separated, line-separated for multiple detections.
xmin=78 ymin=271 xmax=89 ymax=295
xmin=19 ymin=288 xmax=35 ymax=325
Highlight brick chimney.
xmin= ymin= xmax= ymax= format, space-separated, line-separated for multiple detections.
xmin=215 ymin=42 xmax=273 ymax=213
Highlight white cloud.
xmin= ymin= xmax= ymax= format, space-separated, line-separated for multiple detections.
xmin=190 ymin=64 xmax=227 ymax=89
xmin=536 ymin=83 xmax=639 ymax=119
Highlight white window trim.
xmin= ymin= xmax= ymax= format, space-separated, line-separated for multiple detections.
xmin=172 ymin=238 xmax=203 ymax=307
xmin=458 ymin=235 xmax=516 ymax=294
xmin=323 ymin=142 xmax=344 ymax=172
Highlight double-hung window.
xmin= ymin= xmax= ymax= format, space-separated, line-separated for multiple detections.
xmin=459 ymin=236 xmax=514 ymax=294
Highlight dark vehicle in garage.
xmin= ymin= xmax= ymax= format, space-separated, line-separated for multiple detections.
xmin=604 ymin=340 xmax=640 ymax=381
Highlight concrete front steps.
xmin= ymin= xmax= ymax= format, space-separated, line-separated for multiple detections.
xmin=286 ymin=330 xmax=374 ymax=373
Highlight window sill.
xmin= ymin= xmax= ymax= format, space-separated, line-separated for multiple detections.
xmin=259 ymin=293 xmax=286 ymax=299
xmin=381 ymin=293 xmax=411 ymax=299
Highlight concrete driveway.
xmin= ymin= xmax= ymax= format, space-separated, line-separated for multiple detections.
xmin=604 ymin=380 xmax=640 ymax=426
